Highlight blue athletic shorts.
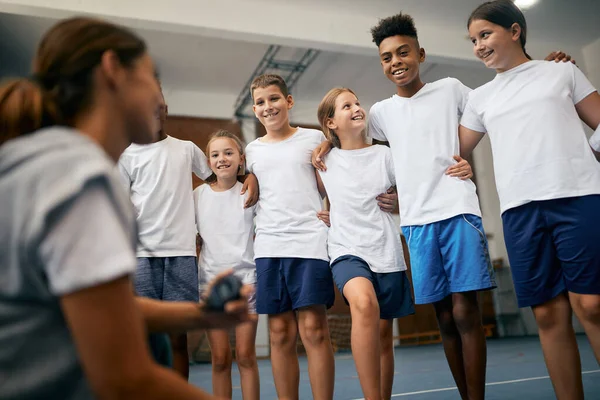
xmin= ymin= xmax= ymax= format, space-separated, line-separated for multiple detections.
xmin=331 ymin=255 xmax=415 ymax=320
xmin=403 ymin=214 xmax=496 ymax=305
xmin=134 ymin=256 xmax=199 ymax=302
xmin=255 ymin=257 xmax=335 ymax=314
xmin=502 ymin=195 xmax=600 ymax=308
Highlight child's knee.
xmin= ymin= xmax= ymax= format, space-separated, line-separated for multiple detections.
xmin=451 ymin=294 xmax=481 ymax=332
xmin=299 ymin=308 xmax=329 ymax=347
xmin=269 ymin=316 xmax=297 ymax=348
xmin=435 ymin=307 xmax=456 ymax=335
xmin=571 ymin=294 xmax=600 ymax=323
xmin=236 ymin=346 xmax=257 ymax=370
xmin=350 ymin=293 xmax=379 ymax=319
xmin=211 ymin=350 xmax=233 ymax=373
xmin=533 ymin=296 xmax=571 ymax=331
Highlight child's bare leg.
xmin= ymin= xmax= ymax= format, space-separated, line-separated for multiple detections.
xmin=269 ymin=311 xmax=300 ymax=400
xmin=297 ymin=305 xmax=335 ymax=400
xmin=533 ymin=294 xmax=583 ymax=400
xmin=569 ymin=292 xmax=600 ymax=363
xmin=169 ymin=333 xmax=190 ymax=379
xmin=207 ymin=329 xmax=233 ymax=398
xmin=451 ymin=292 xmax=486 ymax=400
xmin=379 ymin=319 xmax=395 ymax=400
xmin=433 ymin=296 xmax=468 ymax=399
xmin=344 ymin=278 xmax=382 ymax=400
xmin=235 ymin=316 xmax=260 ymax=400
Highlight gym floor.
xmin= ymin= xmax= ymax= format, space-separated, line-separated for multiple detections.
xmin=189 ymin=335 xmax=599 ymax=399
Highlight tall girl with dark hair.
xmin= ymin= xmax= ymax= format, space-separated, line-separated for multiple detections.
xmin=460 ymin=2 xmax=600 ymax=398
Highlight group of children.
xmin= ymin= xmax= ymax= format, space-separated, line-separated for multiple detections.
xmin=2 ymin=1 xmax=599 ymax=400
xmin=182 ymin=1 xmax=600 ymax=400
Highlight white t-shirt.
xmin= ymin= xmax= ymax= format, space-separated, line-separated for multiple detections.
xmin=460 ymin=60 xmax=600 ymax=213
xmin=41 ymin=182 xmax=137 ymax=294
xmin=0 ymin=127 xmax=137 ymax=399
xmin=318 ymin=145 xmax=406 ymax=273
xmin=119 ymin=135 xmax=212 ymax=257
xmin=369 ymin=78 xmax=482 ymax=227
xmin=245 ymin=128 xmax=328 ymax=261
xmin=193 ymin=182 xmax=256 ymax=285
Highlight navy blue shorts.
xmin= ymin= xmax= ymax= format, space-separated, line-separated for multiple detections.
xmin=502 ymin=195 xmax=600 ymax=308
xmin=134 ymin=256 xmax=199 ymax=302
xmin=255 ymin=257 xmax=335 ymax=314
xmin=331 ymin=255 xmax=415 ymax=320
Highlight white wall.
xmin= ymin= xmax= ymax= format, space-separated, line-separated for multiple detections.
xmin=582 ymin=38 xmax=600 ymax=89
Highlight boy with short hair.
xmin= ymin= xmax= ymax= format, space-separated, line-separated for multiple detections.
xmin=367 ymin=14 xmax=494 ymax=400
xmin=245 ymin=74 xmax=336 ymax=400
xmin=246 ymin=74 xmax=398 ymax=400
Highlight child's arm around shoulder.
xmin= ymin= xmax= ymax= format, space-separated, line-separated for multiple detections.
xmin=239 ymin=142 xmax=259 ymax=208
xmin=458 ymin=91 xmax=487 ymax=159
xmin=375 ymin=145 xmax=397 ymax=213
xmin=315 ymin=169 xmax=328 ymax=199
xmin=238 ymin=173 xmax=259 ymax=208
xmin=314 ymin=170 xmax=330 ymax=227
xmin=189 ymin=141 xmax=212 ymax=181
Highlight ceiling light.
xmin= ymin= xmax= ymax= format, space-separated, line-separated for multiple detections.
xmin=514 ymin=0 xmax=539 ymax=10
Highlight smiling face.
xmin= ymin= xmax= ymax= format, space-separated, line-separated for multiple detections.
xmin=252 ymin=85 xmax=293 ymax=132
xmin=207 ymin=137 xmax=243 ymax=181
xmin=326 ymin=90 xmax=366 ymax=141
xmin=378 ymin=35 xmax=425 ymax=90
xmin=468 ymin=19 xmax=524 ymax=72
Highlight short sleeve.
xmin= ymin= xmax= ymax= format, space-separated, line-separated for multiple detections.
xmin=385 ymin=148 xmax=396 ymax=187
xmin=367 ymin=106 xmax=388 ymax=141
xmin=245 ymin=143 xmax=255 ymax=174
xmin=455 ymin=79 xmax=473 ymax=116
xmin=590 ymin=126 xmax=600 ymax=152
xmin=190 ymin=142 xmax=212 ymax=180
xmin=39 ymin=181 xmax=137 ymax=296
xmin=193 ymin=186 xmax=202 ymax=234
xmin=459 ymin=97 xmax=487 ymax=134
xmin=318 ymin=131 xmax=327 ymax=143
xmin=570 ymin=63 xmax=597 ymax=105
xmin=117 ymin=159 xmax=131 ymax=195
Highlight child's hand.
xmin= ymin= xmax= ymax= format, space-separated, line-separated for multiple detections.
xmin=312 ymin=141 xmax=333 ymax=171
xmin=377 ymin=187 xmax=397 ymax=213
xmin=241 ymin=173 xmax=259 ymax=208
xmin=446 ymin=155 xmax=473 ymax=180
xmin=317 ymin=210 xmax=331 ymax=227
xmin=545 ymin=51 xmax=576 ymax=65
